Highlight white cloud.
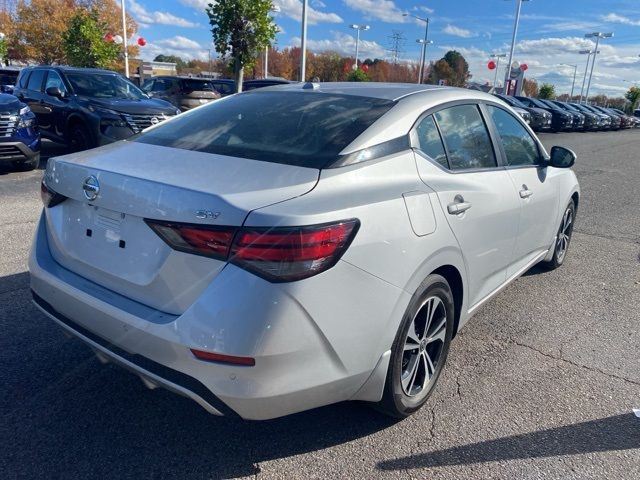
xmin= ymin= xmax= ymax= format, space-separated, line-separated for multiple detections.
xmin=602 ymin=13 xmax=640 ymax=27
xmin=443 ymin=24 xmax=475 ymax=38
xmin=129 ymin=0 xmax=200 ymax=28
xmin=343 ymin=0 xmax=407 ymax=23
xmin=179 ymin=0 xmax=210 ymax=10
xmin=141 ymin=36 xmax=209 ymax=62
xmin=290 ymin=31 xmax=385 ymax=58
xmin=274 ymin=0 xmax=342 ymax=24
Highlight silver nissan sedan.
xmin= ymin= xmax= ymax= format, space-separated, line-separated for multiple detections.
xmin=30 ymin=83 xmax=579 ymax=420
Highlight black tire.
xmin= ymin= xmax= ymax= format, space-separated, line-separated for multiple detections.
xmin=13 ymin=154 xmax=40 ymax=171
xmin=68 ymin=123 xmax=93 ymax=152
xmin=376 ymin=274 xmax=455 ymax=418
xmin=542 ymin=201 xmax=576 ymax=270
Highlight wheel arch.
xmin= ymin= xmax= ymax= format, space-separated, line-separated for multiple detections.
xmin=431 ymin=264 xmax=464 ymax=338
xmin=65 ymin=113 xmax=95 ymax=145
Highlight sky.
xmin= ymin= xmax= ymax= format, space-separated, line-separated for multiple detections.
xmin=127 ymin=0 xmax=640 ymax=96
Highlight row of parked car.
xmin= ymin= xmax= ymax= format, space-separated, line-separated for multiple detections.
xmin=495 ymin=93 xmax=640 ymax=132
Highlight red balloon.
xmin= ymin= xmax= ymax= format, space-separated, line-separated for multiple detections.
xmin=104 ymin=33 xmax=114 ymax=43
xmin=361 ymin=64 xmax=369 ymax=72
xmin=487 ymin=60 xmax=497 ymax=70
xmin=137 ymin=37 xmax=146 ymax=47
xmin=520 ymin=63 xmax=528 ymax=71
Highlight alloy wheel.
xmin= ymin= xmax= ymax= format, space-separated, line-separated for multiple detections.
xmin=401 ymin=296 xmax=447 ymax=397
xmin=556 ymin=207 xmax=573 ymax=263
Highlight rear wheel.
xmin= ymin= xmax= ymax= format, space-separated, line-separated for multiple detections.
xmin=68 ymin=124 xmax=93 ymax=152
xmin=542 ymin=201 xmax=575 ymax=270
xmin=376 ymin=274 xmax=454 ymax=418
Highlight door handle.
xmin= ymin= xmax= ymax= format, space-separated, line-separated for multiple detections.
xmin=447 ymin=195 xmax=472 ymax=215
xmin=519 ymin=185 xmax=533 ymax=199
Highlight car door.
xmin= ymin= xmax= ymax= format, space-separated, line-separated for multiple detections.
xmin=22 ymin=69 xmax=48 ymax=125
xmin=40 ymin=69 xmax=69 ymax=142
xmin=412 ymin=104 xmax=521 ymax=309
xmin=485 ymin=104 xmax=559 ymax=276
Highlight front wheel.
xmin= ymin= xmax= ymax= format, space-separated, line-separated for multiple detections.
xmin=542 ymin=201 xmax=576 ymax=270
xmin=376 ymin=274 xmax=454 ymax=418
xmin=68 ymin=124 xmax=93 ymax=152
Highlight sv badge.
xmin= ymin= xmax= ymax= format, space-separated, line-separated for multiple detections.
xmin=195 ymin=210 xmax=221 ymax=220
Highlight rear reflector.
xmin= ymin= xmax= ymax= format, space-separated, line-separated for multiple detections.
xmin=190 ymin=349 xmax=255 ymax=366
xmin=145 ymin=218 xmax=359 ymax=282
xmin=40 ymin=179 xmax=67 ymax=208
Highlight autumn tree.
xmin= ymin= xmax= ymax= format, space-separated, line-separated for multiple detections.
xmin=522 ymin=78 xmax=539 ymax=97
xmin=538 ymin=83 xmax=556 ymax=99
xmin=207 ymin=0 xmax=277 ymax=92
xmin=425 ymin=59 xmax=454 ymax=85
xmin=63 ymin=10 xmax=120 ymax=68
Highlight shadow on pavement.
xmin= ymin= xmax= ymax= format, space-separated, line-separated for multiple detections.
xmin=377 ymin=413 xmax=640 ymax=471
xmin=1 ymin=271 xmax=400 ymax=479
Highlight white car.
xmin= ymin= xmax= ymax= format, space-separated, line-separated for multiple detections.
xmin=31 ymin=83 xmax=579 ymax=420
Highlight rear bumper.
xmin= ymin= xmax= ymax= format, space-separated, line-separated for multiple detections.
xmin=29 ymin=213 xmax=405 ymax=419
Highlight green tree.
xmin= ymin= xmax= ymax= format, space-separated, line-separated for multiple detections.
xmin=425 ymin=59 xmax=454 ymax=85
xmin=538 ymin=83 xmax=556 ymax=99
xmin=347 ymin=68 xmax=369 ymax=82
xmin=625 ymin=86 xmax=640 ymax=111
xmin=154 ymin=54 xmax=187 ymax=71
xmin=63 ymin=9 xmax=120 ymax=68
xmin=0 ymin=37 xmax=7 ymax=66
xmin=442 ymin=50 xmax=471 ymax=87
xmin=207 ymin=0 xmax=277 ymax=92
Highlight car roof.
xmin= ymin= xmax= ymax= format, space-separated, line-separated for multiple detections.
xmin=24 ymin=65 xmax=119 ymax=75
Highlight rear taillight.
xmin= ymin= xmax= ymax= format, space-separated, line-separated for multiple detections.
xmin=190 ymin=349 xmax=255 ymax=366
xmin=145 ymin=219 xmax=359 ymax=282
xmin=40 ymin=179 xmax=67 ymax=208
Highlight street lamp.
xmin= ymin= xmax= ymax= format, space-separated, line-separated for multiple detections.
xmin=403 ymin=13 xmax=430 ymax=84
xmin=490 ymin=53 xmax=507 ymax=89
xmin=350 ymin=24 xmax=370 ymax=70
xmin=503 ymin=0 xmax=530 ymax=94
xmin=264 ymin=5 xmax=281 ymax=79
xmin=416 ymin=39 xmax=433 ymax=83
xmin=584 ymin=32 xmax=613 ymax=104
xmin=578 ymin=49 xmax=598 ymax=103
xmin=120 ymin=0 xmax=129 ymax=77
xmin=561 ymin=63 xmax=578 ymax=98
xmin=300 ymin=0 xmax=308 ymax=81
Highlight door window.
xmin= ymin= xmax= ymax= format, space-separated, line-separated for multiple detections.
xmin=44 ymin=70 xmax=67 ymax=94
xmin=27 ymin=69 xmax=46 ymax=92
xmin=141 ymin=80 xmax=155 ymax=92
xmin=434 ymin=105 xmax=497 ymax=170
xmin=414 ymin=115 xmax=448 ymax=168
xmin=487 ymin=106 xmax=540 ymax=166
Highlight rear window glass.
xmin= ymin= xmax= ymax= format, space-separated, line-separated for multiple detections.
xmin=134 ymin=91 xmax=395 ymax=168
xmin=181 ymin=79 xmax=215 ymax=91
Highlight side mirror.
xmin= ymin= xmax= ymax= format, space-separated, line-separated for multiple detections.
xmin=549 ymin=146 xmax=576 ymax=168
xmin=45 ymin=86 xmax=66 ymax=99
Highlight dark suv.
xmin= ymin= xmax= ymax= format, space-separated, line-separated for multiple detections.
xmin=14 ymin=66 xmax=179 ymax=151
xmin=142 ymin=76 xmax=221 ymax=111
xmin=0 ymin=92 xmax=40 ymax=170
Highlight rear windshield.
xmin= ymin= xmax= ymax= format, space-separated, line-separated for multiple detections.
xmin=180 ymin=79 xmax=215 ymax=91
xmin=134 ymin=91 xmax=395 ymax=168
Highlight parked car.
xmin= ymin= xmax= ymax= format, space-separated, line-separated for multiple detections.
xmin=570 ymin=103 xmax=610 ymax=130
xmin=591 ymin=105 xmax=628 ymax=129
xmin=513 ymin=106 xmax=531 ymax=125
xmin=634 ymin=109 xmax=640 ymax=118
xmin=31 ymin=84 xmax=579 ymax=420
xmin=537 ymin=99 xmax=584 ymax=131
xmin=210 ymin=79 xmax=236 ymax=96
xmin=141 ymin=76 xmax=221 ymax=111
xmin=243 ymin=78 xmax=294 ymax=91
xmin=549 ymin=101 xmax=599 ymax=131
xmin=494 ymin=94 xmax=552 ymax=132
xmin=14 ymin=66 xmax=179 ymax=151
xmin=515 ymin=96 xmax=573 ymax=132
xmin=608 ymin=107 xmax=639 ymax=128
xmin=0 ymin=67 xmax=21 ymax=94
xmin=0 ymin=92 xmax=40 ymax=170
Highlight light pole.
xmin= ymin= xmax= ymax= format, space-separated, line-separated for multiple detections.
xmin=120 ymin=0 xmax=129 ymax=77
xmin=584 ymin=32 xmax=613 ymax=104
xmin=350 ymin=24 xmax=370 ymax=70
xmin=403 ymin=13 xmax=430 ymax=84
xmin=578 ymin=49 xmax=597 ymax=103
xmin=300 ymin=0 xmax=308 ymax=81
xmin=264 ymin=5 xmax=281 ymax=79
xmin=561 ymin=63 xmax=578 ymax=98
xmin=490 ymin=53 xmax=507 ymax=89
xmin=416 ymin=39 xmax=433 ymax=84
xmin=504 ymin=0 xmax=530 ymax=94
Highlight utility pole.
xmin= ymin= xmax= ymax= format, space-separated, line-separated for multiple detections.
xmin=584 ymin=32 xmax=613 ymax=104
xmin=403 ymin=13 xmax=430 ymax=84
xmin=120 ymin=0 xmax=129 ymax=77
xmin=350 ymin=24 xmax=370 ymax=70
xmin=300 ymin=0 xmax=308 ymax=82
xmin=578 ymin=49 xmax=595 ymax=103
xmin=504 ymin=0 xmax=530 ymax=94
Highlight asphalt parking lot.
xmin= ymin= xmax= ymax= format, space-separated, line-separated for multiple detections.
xmin=1 ymin=132 xmax=639 ymax=479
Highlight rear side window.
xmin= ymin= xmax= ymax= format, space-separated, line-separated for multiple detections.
xmin=17 ymin=70 xmax=31 ymax=88
xmin=27 ymin=69 xmax=46 ymax=92
xmin=213 ymin=82 xmax=233 ymax=95
xmin=414 ymin=115 xmax=448 ymax=168
xmin=181 ymin=79 xmax=215 ymax=91
xmin=135 ymin=91 xmax=395 ymax=168
xmin=487 ymin=106 xmax=540 ymax=167
xmin=434 ymin=105 xmax=496 ymax=170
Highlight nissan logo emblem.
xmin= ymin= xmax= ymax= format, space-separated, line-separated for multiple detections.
xmin=150 ymin=117 xmax=160 ymax=125
xmin=82 ymin=175 xmax=100 ymax=201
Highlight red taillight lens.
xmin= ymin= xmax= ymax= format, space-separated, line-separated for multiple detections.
xmin=190 ymin=349 xmax=255 ymax=366
xmin=146 ymin=219 xmax=359 ymax=282
xmin=40 ymin=179 xmax=67 ymax=208
xmin=145 ymin=220 xmax=235 ymax=261
xmin=230 ymin=220 xmax=359 ymax=281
